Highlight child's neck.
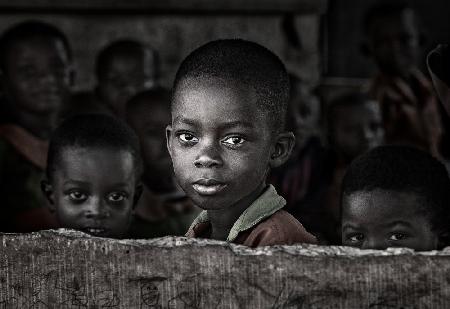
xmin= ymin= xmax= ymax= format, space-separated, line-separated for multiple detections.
xmin=14 ymin=110 xmax=58 ymax=140
xmin=208 ymin=182 xmax=266 ymax=241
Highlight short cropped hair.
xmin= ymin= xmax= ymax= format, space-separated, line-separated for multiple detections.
xmin=96 ymin=39 xmax=158 ymax=81
xmin=47 ymin=114 xmax=142 ymax=179
xmin=342 ymin=145 xmax=450 ymax=233
xmin=363 ymin=1 xmax=416 ymax=35
xmin=173 ymin=39 xmax=290 ymax=132
xmin=0 ymin=20 xmax=72 ymax=71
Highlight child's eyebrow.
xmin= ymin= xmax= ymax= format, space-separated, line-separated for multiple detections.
xmin=384 ymin=220 xmax=415 ymax=228
xmin=341 ymin=223 xmax=361 ymax=231
xmin=218 ymin=121 xmax=255 ymax=130
xmin=173 ymin=116 xmax=198 ymax=127
xmin=63 ymin=179 xmax=90 ymax=186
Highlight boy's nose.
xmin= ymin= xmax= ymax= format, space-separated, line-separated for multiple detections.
xmin=361 ymin=237 xmax=386 ymax=250
xmin=194 ymin=141 xmax=222 ymax=168
xmin=84 ymin=198 xmax=109 ymax=219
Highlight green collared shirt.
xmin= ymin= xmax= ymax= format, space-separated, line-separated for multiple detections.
xmin=187 ymin=185 xmax=286 ymax=242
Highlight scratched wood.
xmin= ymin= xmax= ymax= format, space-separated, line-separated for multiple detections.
xmin=0 ymin=230 xmax=449 ymax=308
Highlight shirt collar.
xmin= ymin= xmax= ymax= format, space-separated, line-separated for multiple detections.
xmin=188 ymin=185 xmax=286 ymax=242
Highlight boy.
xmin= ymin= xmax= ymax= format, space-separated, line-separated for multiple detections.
xmin=66 ymin=40 xmax=158 ymax=119
xmin=364 ymin=2 xmax=442 ymax=156
xmin=125 ymin=88 xmax=199 ymax=238
xmin=307 ymin=92 xmax=384 ymax=244
xmin=41 ymin=114 xmax=143 ymax=238
xmin=341 ymin=145 xmax=450 ymax=251
xmin=166 ymin=39 xmax=317 ymax=247
xmin=0 ymin=21 xmax=73 ymax=232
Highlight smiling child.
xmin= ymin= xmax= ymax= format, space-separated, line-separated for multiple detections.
xmin=41 ymin=114 xmax=143 ymax=238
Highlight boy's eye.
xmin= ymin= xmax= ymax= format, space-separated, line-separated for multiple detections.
xmin=177 ymin=133 xmax=198 ymax=143
xmin=107 ymin=192 xmax=128 ymax=203
xmin=389 ymin=232 xmax=407 ymax=241
xmin=222 ymin=136 xmax=245 ymax=146
xmin=68 ymin=191 xmax=88 ymax=202
xmin=347 ymin=233 xmax=364 ymax=243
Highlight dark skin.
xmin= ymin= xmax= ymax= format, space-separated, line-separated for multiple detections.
xmin=366 ymin=9 xmax=420 ymax=79
xmin=42 ymin=147 xmax=142 ymax=238
xmin=126 ymin=99 xmax=174 ymax=193
xmin=1 ymin=37 xmax=73 ymax=139
xmin=98 ymin=50 xmax=156 ymax=119
xmin=332 ymin=101 xmax=384 ymax=163
xmin=167 ymin=78 xmax=294 ymax=240
xmin=342 ymin=189 xmax=439 ymax=251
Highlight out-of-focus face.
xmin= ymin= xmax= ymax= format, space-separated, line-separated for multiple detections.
xmin=98 ymin=51 xmax=156 ymax=119
xmin=367 ymin=9 xmax=420 ymax=78
xmin=48 ymin=147 xmax=138 ymax=238
xmin=341 ymin=189 xmax=439 ymax=251
xmin=287 ymin=83 xmax=321 ymax=154
xmin=332 ymin=101 xmax=384 ymax=161
xmin=3 ymin=37 xmax=72 ymax=115
xmin=167 ymin=78 xmax=275 ymax=210
xmin=127 ymin=100 xmax=173 ymax=193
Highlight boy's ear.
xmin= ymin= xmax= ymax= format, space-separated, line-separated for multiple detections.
xmin=166 ymin=124 xmax=173 ymax=158
xmin=40 ymin=180 xmax=56 ymax=211
xmin=133 ymin=183 xmax=143 ymax=209
xmin=269 ymin=131 xmax=295 ymax=169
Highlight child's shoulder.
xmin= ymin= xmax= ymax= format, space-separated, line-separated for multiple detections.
xmin=237 ymin=209 xmax=318 ymax=247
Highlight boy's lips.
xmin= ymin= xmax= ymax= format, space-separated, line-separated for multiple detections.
xmin=192 ymin=178 xmax=227 ymax=195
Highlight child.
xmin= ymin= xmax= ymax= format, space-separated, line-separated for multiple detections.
xmin=66 ymin=39 xmax=158 ymax=119
xmin=364 ymin=2 xmax=442 ymax=156
xmin=166 ymin=39 xmax=317 ymax=247
xmin=41 ymin=114 xmax=143 ymax=238
xmin=0 ymin=21 xmax=73 ymax=232
xmin=308 ymin=92 xmax=385 ymax=244
xmin=341 ymin=145 xmax=450 ymax=251
xmin=125 ymin=88 xmax=199 ymax=238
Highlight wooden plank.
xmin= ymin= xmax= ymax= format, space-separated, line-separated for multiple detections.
xmin=0 ymin=229 xmax=448 ymax=308
xmin=0 ymin=0 xmax=328 ymax=14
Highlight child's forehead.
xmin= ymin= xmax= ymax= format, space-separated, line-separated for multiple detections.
xmin=173 ymin=77 xmax=259 ymax=110
xmin=6 ymin=36 xmax=69 ymax=62
xmin=60 ymin=145 xmax=133 ymax=164
xmin=344 ymin=189 xmax=424 ymax=217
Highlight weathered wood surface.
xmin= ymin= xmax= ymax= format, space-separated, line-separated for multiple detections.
xmin=0 ymin=0 xmax=327 ymax=14
xmin=0 ymin=229 xmax=449 ymax=308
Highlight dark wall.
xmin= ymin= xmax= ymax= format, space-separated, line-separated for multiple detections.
xmin=0 ymin=11 xmax=322 ymax=91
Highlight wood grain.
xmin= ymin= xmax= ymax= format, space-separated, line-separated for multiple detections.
xmin=0 ymin=229 xmax=448 ymax=308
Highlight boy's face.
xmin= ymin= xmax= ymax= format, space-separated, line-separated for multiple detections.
xmin=332 ymin=101 xmax=383 ymax=161
xmin=98 ymin=51 xmax=155 ymax=119
xmin=3 ymin=37 xmax=72 ymax=115
xmin=367 ymin=9 xmax=420 ymax=77
xmin=342 ymin=189 xmax=438 ymax=251
xmin=167 ymin=78 xmax=276 ymax=210
xmin=45 ymin=147 xmax=138 ymax=238
xmin=127 ymin=100 xmax=173 ymax=193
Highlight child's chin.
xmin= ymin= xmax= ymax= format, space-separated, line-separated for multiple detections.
xmin=191 ymin=196 xmax=228 ymax=211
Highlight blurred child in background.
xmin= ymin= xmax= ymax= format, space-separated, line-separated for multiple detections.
xmin=125 ymin=88 xmax=199 ymax=238
xmin=0 ymin=21 xmax=73 ymax=232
